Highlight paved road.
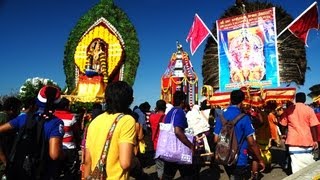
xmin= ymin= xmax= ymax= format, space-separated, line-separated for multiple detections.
xmin=130 ymin=148 xmax=291 ymax=180
xmin=136 ymin=162 xmax=289 ymax=180
xmin=130 ymin=148 xmax=320 ymax=179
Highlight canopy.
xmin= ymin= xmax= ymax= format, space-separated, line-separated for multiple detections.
xmin=204 ymin=86 xmax=296 ymax=107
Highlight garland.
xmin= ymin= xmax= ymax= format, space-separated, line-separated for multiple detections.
xmin=64 ymin=0 xmax=140 ymax=93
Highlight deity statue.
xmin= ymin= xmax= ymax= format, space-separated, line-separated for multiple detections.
xmin=85 ymin=39 xmax=108 ymax=83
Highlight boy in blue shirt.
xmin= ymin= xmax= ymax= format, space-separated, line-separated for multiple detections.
xmin=214 ymin=89 xmax=265 ymax=179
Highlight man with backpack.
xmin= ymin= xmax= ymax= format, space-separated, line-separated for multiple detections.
xmin=214 ymin=89 xmax=265 ymax=179
xmin=0 ymin=85 xmax=64 ymax=180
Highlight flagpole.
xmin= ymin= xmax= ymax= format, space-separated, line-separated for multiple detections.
xmin=208 ymin=30 xmax=218 ymax=44
xmin=277 ymin=1 xmax=317 ymax=38
xmin=195 ymin=13 xmax=218 ymax=44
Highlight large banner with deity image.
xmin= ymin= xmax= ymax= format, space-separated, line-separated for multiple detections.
xmin=217 ymin=7 xmax=279 ymax=92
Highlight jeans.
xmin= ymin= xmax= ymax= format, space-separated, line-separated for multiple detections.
xmin=58 ymin=149 xmax=80 ymax=180
xmin=224 ymin=165 xmax=250 ymax=180
xmin=162 ymin=160 xmax=197 ymax=180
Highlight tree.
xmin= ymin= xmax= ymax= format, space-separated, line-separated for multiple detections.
xmin=18 ymin=77 xmax=60 ymax=104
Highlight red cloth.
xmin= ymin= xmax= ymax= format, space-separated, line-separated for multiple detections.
xmin=288 ymin=2 xmax=319 ymax=45
xmin=149 ymin=113 xmax=165 ymax=150
xmin=79 ymin=74 xmax=103 ymax=83
xmin=186 ymin=13 xmax=210 ymax=55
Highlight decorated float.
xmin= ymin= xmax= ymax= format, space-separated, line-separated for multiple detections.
xmin=63 ymin=0 xmax=139 ymax=103
xmin=199 ymin=1 xmax=314 ymax=107
xmin=161 ymin=42 xmax=199 ymax=106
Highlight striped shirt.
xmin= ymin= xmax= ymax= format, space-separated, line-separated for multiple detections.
xmin=54 ymin=110 xmax=77 ymax=149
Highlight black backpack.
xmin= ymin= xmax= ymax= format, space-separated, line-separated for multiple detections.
xmin=6 ymin=113 xmax=48 ymax=180
xmin=215 ymin=113 xmax=245 ymax=166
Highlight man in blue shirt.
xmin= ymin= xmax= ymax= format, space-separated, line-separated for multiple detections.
xmin=133 ymin=104 xmax=147 ymax=131
xmin=214 ymin=89 xmax=265 ymax=179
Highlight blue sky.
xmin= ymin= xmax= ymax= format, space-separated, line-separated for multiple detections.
xmin=0 ymin=0 xmax=319 ymax=107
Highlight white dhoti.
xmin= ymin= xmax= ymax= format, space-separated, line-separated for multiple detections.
xmin=289 ymin=146 xmax=315 ymax=173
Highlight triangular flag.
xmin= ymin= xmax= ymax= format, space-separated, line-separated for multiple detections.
xmin=186 ymin=14 xmax=210 ymax=55
xmin=288 ymin=2 xmax=319 ymax=45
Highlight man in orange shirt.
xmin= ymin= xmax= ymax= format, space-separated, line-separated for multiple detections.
xmin=279 ymin=92 xmax=319 ymax=173
xmin=316 ymin=109 xmax=320 ymax=161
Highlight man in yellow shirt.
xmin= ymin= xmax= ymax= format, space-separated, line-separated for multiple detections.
xmin=83 ymin=81 xmax=136 ymax=180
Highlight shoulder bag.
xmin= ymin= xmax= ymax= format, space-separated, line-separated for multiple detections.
xmin=87 ymin=113 xmax=124 ymax=180
xmin=155 ymin=109 xmax=194 ymax=164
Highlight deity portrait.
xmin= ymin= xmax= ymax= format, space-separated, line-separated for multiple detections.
xmin=228 ymin=28 xmax=266 ymax=83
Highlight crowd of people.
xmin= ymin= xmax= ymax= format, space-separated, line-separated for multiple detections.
xmin=0 ymin=82 xmax=319 ymax=180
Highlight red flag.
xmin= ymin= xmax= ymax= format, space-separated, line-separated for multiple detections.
xmin=186 ymin=14 xmax=210 ymax=55
xmin=288 ymin=2 xmax=319 ymax=45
